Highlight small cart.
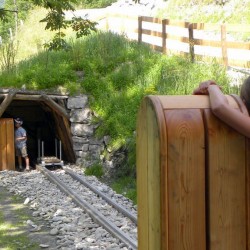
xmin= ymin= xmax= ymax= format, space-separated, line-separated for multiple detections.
xmin=37 ymin=138 xmax=63 ymax=168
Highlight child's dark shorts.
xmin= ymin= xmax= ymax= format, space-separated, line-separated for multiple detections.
xmin=15 ymin=146 xmax=28 ymax=157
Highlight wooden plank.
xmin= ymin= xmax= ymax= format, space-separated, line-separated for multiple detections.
xmin=137 ymin=96 xmax=169 ymax=250
xmin=204 ymin=110 xmax=246 ymax=250
xmin=52 ymin=113 xmax=76 ymax=163
xmin=193 ymin=38 xmax=223 ymax=47
xmin=141 ymin=28 xmax=163 ymax=38
xmin=138 ymin=16 xmax=142 ymax=43
xmin=192 ymin=23 xmax=221 ymax=31
xmin=147 ymin=98 xmax=161 ymax=250
xmin=224 ymin=24 xmax=250 ymax=32
xmin=0 ymin=90 xmax=17 ymax=117
xmin=165 ymin=109 xmax=206 ymax=250
xmin=41 ymin=94 xmax=69 ymax=119
xmin=162 ymin=19 xmax=167 ymax=54
xmin=6 ymin=119 xmax=15 ymax=170
xmin=0 ymin=119 xmax=7 ymax=170
xmin=225 ymin=41 xmax=250 ymax=50
xmin=137 ymin=97 xmax=149 ymax=250
xmin=141 ymin=16 xmax=162 ymax=24
xmin=148 ymin=97 xmax=168 ymax=250
xmin=221 ymin=24 xmax=228 ymax=66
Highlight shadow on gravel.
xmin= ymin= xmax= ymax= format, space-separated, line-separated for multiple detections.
xmin=0 ymin=185 xmax=57 ymax=250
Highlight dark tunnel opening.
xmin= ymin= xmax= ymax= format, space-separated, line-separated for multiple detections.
xmin=2 ymin=100 xmax=71 ymax=168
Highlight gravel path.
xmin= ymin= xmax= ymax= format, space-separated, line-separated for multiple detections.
xmin=0 ymin=166 xmax=137 ymax=250
xmin=0 ymin=185 xmax=57 ymax=249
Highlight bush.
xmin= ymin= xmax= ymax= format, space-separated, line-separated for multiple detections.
xmin=84 ymin=163 xmax=104 ymax=178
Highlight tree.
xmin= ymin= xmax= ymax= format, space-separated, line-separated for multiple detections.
xmin=0 ymin=0 xmax=97 ymax=50
xmin=0 ymin=0 xmax=140 ymax=51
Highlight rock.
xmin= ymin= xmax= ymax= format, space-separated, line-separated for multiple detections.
xmin=23 ymin=197 xmax=30 ymax=204
xmin=50 ymin=228 xmax=59 ymax=235
xmin=39 ymin=244 xmax=50 ymax=248
xmin=67 ymin=96 xmax=88 ymax=109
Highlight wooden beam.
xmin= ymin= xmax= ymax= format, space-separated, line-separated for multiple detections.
xmin=40 ymin=94 xmax=69 ymax=119
xmin=0 ymin=90 xmax=17 ymax=117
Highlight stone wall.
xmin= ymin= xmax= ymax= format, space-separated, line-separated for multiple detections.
xmin=67 ymin=95 xmax=105 ymax=167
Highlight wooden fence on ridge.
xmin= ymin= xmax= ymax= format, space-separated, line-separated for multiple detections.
xmin=103 ymin=13 xmax=250 ymax=69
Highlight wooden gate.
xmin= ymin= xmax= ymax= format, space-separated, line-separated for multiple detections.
xmin=0 ymin=118 xmax=15 ymax=170
xmin=136 ymin=95 xmax=250 ymax=250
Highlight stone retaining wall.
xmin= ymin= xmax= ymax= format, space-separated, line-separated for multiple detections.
xmin=67 ymin=95 xmax=106 ymax=167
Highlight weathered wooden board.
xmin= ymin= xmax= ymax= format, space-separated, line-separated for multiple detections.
xmin=204 ymin=110 xmax=246 ymax=250
xmin=0 ymin=118 xmax=15 ymax=170
xmin=165 ymin=109 xmax=206 ymax=250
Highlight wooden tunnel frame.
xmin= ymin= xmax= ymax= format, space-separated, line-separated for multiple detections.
xmin=137 ymin=94 xmax=250 ymax=250
xmin=0 ymin=89 xmax=76 ymax=169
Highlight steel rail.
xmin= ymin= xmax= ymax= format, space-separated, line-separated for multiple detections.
xmin=64 ymin=167 xmax=137 ymax=224
xmin=37 ymin=165 xmax=137 ymax=250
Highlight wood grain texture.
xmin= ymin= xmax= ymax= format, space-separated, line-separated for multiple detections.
xmin=0 ymin=118 xmax=15 ymax=170
xmin=6 ymin=119 xmax=15 ymax=170
xmin=165 ymin=109 xmax=206 ymax=250
xmin=204 ymin=110 xmax=246 ymax=250
xmin=136 ymin=96 xmax=168 ymax=250
xmin=137 ymin=97 xmax=149 ymax=250
xmin=137 ymin=94 xmax=249 ymax=250
xmin=0 ymin=119 xmax=7 ymax=170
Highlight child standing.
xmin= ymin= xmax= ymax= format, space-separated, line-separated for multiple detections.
xmin=14 ymin=118 xmax=30 ymax=171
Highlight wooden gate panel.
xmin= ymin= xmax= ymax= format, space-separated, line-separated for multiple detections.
xmin=204 ymin=110 xmax=246 ymax=250
xmin=0 ymin=118 xmax=15 ymax=171
xmin=137 ymin=95 xmax=249 ymax=250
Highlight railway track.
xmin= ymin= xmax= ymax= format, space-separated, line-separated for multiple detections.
xmin=36 ymin=165 xmax=138 ymax=250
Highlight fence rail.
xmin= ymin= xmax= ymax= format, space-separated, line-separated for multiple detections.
xmin=103 ymin=13 xmax=250 ymax=69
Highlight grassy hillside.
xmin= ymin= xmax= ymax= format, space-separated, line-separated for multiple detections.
xmin=156 ymin=0 xmax=250 ymax=25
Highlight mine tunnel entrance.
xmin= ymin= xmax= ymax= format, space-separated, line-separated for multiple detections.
xmin=0 ymin=90 xmax=76 ymax=169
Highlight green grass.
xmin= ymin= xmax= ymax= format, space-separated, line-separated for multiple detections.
xmin=85 ymin=163 xmax=104 ymax=177
xmin=0 ymin=194 xmax=39 ymax=250
xmin=0 ymin=30 xmax=231 ymax=203
xmin=111 ymin=176 xmax=137 ymax=204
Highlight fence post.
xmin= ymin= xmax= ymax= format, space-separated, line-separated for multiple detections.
xmin=138 ymin=16 xmax=142 ymax=43
xmin=162 ymin=19 xmax=167 ymax=54
xmin=188 ymin=23 xmax=195 ymax=62
xmin=221 ymin=24 xmax=228 ymax=67
xmin=105 ymin=13 xmax=109 ymax=31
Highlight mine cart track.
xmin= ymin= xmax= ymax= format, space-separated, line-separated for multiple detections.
xmin=36 ymin=165 xmax=138 ymax=250
xmin=64 ymin=167 xmax=137 ymax=224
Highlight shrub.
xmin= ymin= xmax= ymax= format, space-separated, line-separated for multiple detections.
xmin=84 ymin=163 xmax=104 ymax=178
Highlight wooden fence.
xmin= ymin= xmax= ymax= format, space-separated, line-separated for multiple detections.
xmin=104 ymin=13 xmax=250 ymax=69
